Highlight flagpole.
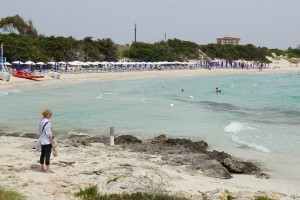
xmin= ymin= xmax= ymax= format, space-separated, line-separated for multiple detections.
xmin=0 ymin=43 xmax=3 ymax=63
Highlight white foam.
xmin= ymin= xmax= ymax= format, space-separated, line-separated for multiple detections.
xmin=170 ymin=103 xmax=174 ymax=107
xmin=232 ymin=135 xmax=270 ymax=153
xmin=0 ymin=89 xmax=21 ymax=97
xmin=96 ymin=94 xmax=103 ymax=99
xmin=224 ymin=121 xmax=248 ymax=134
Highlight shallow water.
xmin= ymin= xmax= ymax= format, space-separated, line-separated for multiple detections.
xmin=1 ymin=72 xmax=300 ymax=182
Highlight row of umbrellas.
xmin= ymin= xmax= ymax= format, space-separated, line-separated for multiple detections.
xmin=4 ymin=61 xmax=91 ymax=66
xmin=4 ymin=61 xmax=199 ymax=66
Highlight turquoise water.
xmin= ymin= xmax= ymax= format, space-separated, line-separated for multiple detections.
xmin=1 ymin=72 xmax=300 ymax=182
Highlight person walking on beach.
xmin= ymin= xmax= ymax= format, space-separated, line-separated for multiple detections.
xmin=38 ymin=109 xmax=56 ymax=173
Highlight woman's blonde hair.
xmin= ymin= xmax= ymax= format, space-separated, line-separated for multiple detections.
xmin=42 ymin=109 xmax=52 ymax=117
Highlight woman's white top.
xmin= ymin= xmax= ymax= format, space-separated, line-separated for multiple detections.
xmin=38 ymin=118 xmax=52 ymax=145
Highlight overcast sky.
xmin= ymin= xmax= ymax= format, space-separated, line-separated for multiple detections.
xmin=1 ymin=0 xmax=299 ymax=49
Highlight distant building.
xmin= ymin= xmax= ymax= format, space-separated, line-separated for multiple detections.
xmin=217 ymin=36 xmax=240 ymax=45
xmin=297 ymin=44 xmax=300 ymax=49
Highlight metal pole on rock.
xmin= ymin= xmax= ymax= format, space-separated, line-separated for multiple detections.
xmin=110 ymin=126 xmax=115 ymax=146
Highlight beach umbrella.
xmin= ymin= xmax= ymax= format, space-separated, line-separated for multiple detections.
xmin=12 ymin=61 xmax=24 ymax=64
xmin=36 ymin=62 xmax=45 ymax=65
xmin=25 ymin=61 xmax=35 ymax=65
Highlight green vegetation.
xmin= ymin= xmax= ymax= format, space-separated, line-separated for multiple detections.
xmin=199 ymin=43 xmax=272 ymax=63
xmin=1 ymin=15 xmax=300 ymax=63
xmin=75 ymin=184 xmax=189 ymax=200
xmin=253 ymin=196 xmax=274 ymax=200
xmin=0 ymin=186 xmax=25 ymax=200
xmin=75 ymin=184 xmax=99 ymax=199
xmin=0 ymin=15 xmax=118 ymax=62
xmin=106 ymin=177 xmax=118 ymax=185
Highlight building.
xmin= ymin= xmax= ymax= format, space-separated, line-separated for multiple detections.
xmin=297 ymin=44 xmax=300 ymax=49
xmin=217 ymin=36 xmax=240 ymax=45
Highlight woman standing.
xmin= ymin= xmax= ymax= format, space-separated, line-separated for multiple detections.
xmin=39 ymin=109 xmax=56 ymax=173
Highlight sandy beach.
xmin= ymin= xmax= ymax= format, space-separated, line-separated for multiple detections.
xmin=0 ymin=134 xmax=299 ymax=200
xmin=1 ymin=59 xmax=299 ymax=93
xmin=1 ymin=60 xmax=300 ymax=199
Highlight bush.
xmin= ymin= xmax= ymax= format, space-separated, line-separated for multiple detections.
xmin=75 ymin=184 xmax=189 ymax=200
xmin=0 ymin=186 xmax=25 ymax=200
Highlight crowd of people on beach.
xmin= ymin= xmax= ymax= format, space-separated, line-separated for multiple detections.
xmin=5 ymin=60 xmax=269 ymax=74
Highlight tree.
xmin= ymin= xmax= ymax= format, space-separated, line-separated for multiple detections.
xmin=0 ymin=15 xmax=38 ymax=39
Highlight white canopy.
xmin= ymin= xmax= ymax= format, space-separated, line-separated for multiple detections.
xmin=25 ymin=61 xmax=35 ymax=65
xmin=12 ymin=61 xmax=24 ymax=64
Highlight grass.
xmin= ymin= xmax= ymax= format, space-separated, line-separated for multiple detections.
xmin=106 ymin=177 xmax=118 ymax=185
xmin=75 ymin=184 xmax=189 ymax=200
xmin=0 ymin=186 xmax=25 ymax=200
xmin=254 ymin=197 xmax=274 ymax=200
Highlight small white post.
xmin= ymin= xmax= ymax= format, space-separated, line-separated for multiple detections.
xmin=110 ymin=126 xmax=114 ymax=146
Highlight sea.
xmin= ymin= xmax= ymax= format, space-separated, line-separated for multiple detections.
xmin=1 ymin=72 xmax=300 ymax=183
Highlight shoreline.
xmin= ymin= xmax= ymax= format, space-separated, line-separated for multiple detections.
xmin=0 ymin=134 xmax=299 ymax=200
xmin=1 ymin=66 xmax=300 ymax=93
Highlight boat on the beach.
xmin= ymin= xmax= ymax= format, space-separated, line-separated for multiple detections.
xmin=12 ymin=70 xmax=44 ymax=79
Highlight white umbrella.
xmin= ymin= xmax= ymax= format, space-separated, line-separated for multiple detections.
xmin=48 ymin=62 xmax=56 ymax=65
xmin=12 ymin=61 xmax=24 ymax=64
xmin=5 ymin=62 xmax=11 ymax=65
xmin=25 ymin=61 xmax=35 ymax=65
xmin=36 ymin=62 xmax=45 ymax=65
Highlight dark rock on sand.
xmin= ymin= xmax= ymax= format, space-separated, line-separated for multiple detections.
xmin=115 ymin=135 xmax=142 ymax=144
xmin=55 ymin=133 xmax=264 ymax=179
xmin=21 ymin=133 xmax=39 ymax=139
xmin=153 ymin=134 xmax=167 ymax=142
xmin=223 ymin=158 xmax=261 ymax=174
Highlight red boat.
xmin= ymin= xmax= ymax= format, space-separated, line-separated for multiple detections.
xmin=12 ymin=70 xmax=44 ymax=79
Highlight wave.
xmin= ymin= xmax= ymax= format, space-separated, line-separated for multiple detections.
xmin=224 ymin=121 xmax=255 ymax=134
xmin=96 ymin=92 xmax=116 ymax=99
xmin=232 ymin=135 xmax=270 ymax=153
xmin=224 ymin=121 xmax=269 ymax=153
xmin=0 ymin=89 xmax=21 ymax=97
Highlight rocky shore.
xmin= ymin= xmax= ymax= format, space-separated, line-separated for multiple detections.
xmin=0 ymin=133 xmax=298 ymax=200
xmin=62 ymin=134 xmax=268 ymax=179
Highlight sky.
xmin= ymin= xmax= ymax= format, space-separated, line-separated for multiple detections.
xmin=0 ymin=0 xmax=299 ymax=50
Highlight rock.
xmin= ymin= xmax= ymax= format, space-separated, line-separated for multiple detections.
xmin=223 ymin=158 xmax=260 ymax=174
xmin=21 ymin=133 xmax=39 ymax=139
xmin=206 ymin=150 xmax=232 ymax=162
xmin=164 ymin=138 xmax=207 ymax=153
xmin=195 ymin=140 xmax=208 ymax=150
xmin=115 ymin=135 xmax=142 ymax=144
xmin=255 ymin=172 xmax=270 ymax=179
xmin=201 ymin=160 xmax=232 ymax=179
xmin=153 ymin=134 xmax=167 ymax=142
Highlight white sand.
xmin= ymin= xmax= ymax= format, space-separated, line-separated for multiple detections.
xmin=1 ymin=60 xmax=300 ymax=199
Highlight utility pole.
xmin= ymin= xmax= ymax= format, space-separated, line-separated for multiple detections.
xmin=164 ymin=32 xmax=167 ymax=41
xmin=134 ymin=23 xmax=137 ymax=42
